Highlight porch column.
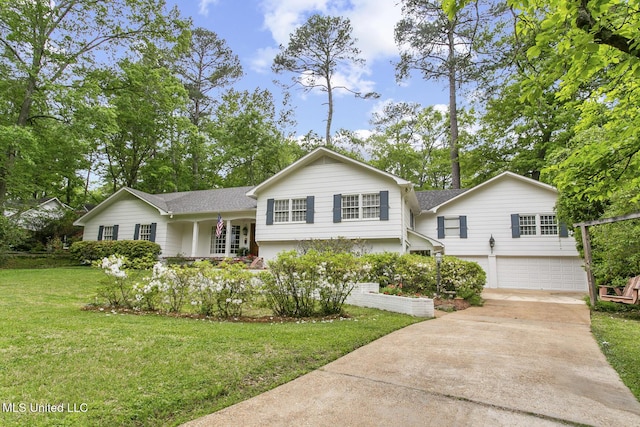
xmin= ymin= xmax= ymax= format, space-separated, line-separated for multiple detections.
xmin=191 ymin=221 xmax=199 ymax=257
xmin=224 ymin=219 xmax=232 ymax=257
xmin=487 ymin=254 xmax=498 ymax=288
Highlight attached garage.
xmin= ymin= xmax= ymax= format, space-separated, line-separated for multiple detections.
xmin=495 ymin=256 xmax=587 ymax=291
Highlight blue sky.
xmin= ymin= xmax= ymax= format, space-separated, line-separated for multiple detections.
xmin=165 ymin=0 xmax=449 ymax=139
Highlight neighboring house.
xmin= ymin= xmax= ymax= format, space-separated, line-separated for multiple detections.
xmin=5 ymin=197 xmax=72 ymax=231
xmin=73 ymin=147 xmax=587 ymax=291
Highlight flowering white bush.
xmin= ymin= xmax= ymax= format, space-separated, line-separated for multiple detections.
xmin=96 ymin=254 xmax=134 ymax=307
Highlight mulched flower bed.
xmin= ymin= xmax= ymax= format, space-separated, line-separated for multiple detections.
xmin=433 ymin=297 xmax=470 ymax=311
xmin=82 ymin=304 xmax=351 ymax=323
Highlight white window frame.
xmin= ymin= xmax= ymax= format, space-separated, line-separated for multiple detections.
xmin=102 ymin=226 xmax=114 ymax=241
xmin=273 ymin=198 xmax=307 ymax=223
xmin=341 ymin=193 xmax=380 ymax=221
xmin=444 ymin=217 xmax=460 ymax=237
xmin=519 ymin=214 xmax=559 ymax=237
xmin=139 ymin=224 xmax=152 ymax=241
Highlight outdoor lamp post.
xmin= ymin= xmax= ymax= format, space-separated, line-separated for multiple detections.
xmin=435 ymin=252 xmax=442 ymax=294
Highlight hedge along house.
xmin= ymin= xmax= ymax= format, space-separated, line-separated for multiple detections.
xmin=74 ymin=147 xmax=587 ymax=291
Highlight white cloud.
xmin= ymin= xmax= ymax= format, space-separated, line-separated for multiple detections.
xmin=257 ymin=0 xmax=403 ymax=95
xmin=260 ymin=0 xmax=400 ymax=61
xmin=198 ymin=0 xmax=219 ymax=17
xmin=250 ymin=46 xmax=280 ymax=73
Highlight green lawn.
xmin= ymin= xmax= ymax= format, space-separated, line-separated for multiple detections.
xmin=591 ymin=311 xmax=640 ymax=400
xmin=0 ymin=268 xmax=424 ymax=426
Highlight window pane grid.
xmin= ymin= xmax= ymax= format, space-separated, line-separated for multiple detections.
xmin=519 ymin=215 xmax=537 ymax=236
xmin=139 ymin=224 xmax=151 ymax=241
xmin=211 ymin=225 xmax=226 ymax=254
xmin=291 ymin=198 xmax=307 ymax=222
xmin=540 ymin=214 xmax=558 ymax=235
xmin=230 ymin=225 xmax=240 ymax=254
xmin=103 ymin=226 xmax=114 ymax=241
xmin=274 ymin=199 xmax=289 ymax=223
xmin=342 ymin=195 xmax=360 ymax=219
xmin=362 ymin=193 xmax=380 ymax=219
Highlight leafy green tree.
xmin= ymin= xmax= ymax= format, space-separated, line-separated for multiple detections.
xmin=395 ymin=0 xmax=505 ymax=189
xmin=0 ymin=0 xmax=187 ymax=206
xmin=209 ymin=89 xmax=303 ymax=187
xmin=366 ymin=102 xmax=451 ymax=189
xmin=100 ymin=49 xmax=194 ymax=192
xmin=272 ymin=14 xmax=377 ymax=146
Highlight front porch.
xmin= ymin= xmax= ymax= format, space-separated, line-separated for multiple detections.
xmin=168 ymin=216 xmax=257 ymax=259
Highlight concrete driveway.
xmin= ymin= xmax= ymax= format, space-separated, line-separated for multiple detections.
xmin=182 ymin=290 xmax=640 ymax=426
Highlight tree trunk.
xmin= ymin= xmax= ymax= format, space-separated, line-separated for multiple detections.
xmin=447 ymin=25 xmax=461 ymax=189
xmin=325 ymin=76 xmax=333 ymax=147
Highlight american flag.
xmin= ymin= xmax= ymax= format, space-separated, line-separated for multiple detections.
xmin=215 ymin=214 xmax=224 ymax=238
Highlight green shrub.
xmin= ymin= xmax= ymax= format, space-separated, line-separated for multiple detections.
xmin=361 ymin=252 xmax=401 ymax=286
xmin=261 ymin=251 xmax=318 ymax=317
xmin=261 ymin=250 xmax=362 ymax=317
xmin=362 ymin=252 xmax=485 ymax=302
xmin=396 ymin=254 xmax=436 ymax=294
xmin=439 ymin=256 xmax=486 ymax=300
xmin=70 ymin=240 xmax=160 ymax=267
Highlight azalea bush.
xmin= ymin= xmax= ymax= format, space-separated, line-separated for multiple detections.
xmin=94 ymin=257 xmax=256 ymax=318
xmin=194 ymin=261 xmax=254 ymax=317
xmin=261 ymin=250 xmax=363 ymax=317
xmin=439 ymin=257 xmax=486 ymax=302
xmin=362 ymin=253 xmax=485 ymax=303
xmin=95 ymin=254 xmax=136 ymax=307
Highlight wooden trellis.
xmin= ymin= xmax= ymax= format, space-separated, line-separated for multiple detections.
xmin=574 ymin=212 xmax=640 ymax=306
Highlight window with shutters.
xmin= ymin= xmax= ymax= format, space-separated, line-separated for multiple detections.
xmin=273 ymin=198 xmax=307 ymax=223
xmin=102 ymin=226 xmax=114 ymax=241
xmin=139 ymin=224 xmax=152 ymax=241
xmin=444 ymin=217 xmax=460 ymax=237
xmin=519 ymin=215 xmax=537 ymax=236
xmin=514 ymin=214 xmax=560 ymax=237
xmin=341 ymin=193 xmax=380 ymax=220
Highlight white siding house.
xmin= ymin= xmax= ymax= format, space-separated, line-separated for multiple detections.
xmin=74 ymin=147 xmax=587 ymax=291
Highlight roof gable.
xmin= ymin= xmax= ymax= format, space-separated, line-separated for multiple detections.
xmin=424 ymin=172 xmax=557 ymax=213
xmin=74 ymin=186 xmax=257 ymax=226
xmin=246 ymin=147 xmax=414 ymax=198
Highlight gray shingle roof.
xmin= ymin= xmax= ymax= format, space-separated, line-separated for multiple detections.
xmin=127 ymin=186 xmax=256 ymax=214
xmin=416 ymin=189 xmax=468 ymax=211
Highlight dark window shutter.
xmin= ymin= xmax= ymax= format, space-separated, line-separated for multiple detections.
xmin=133 ymin=224 xmax=140 ymax=240
xmin=266 ymin=198 xmax=274 ymax=225
xmin=306 ymin=196 xmax=315 ymax=223
xmin=150 ymin=223 xmax=157 ymax=242
xmin=459 ymin=216 xmax=468 ymax=238
xmin=112 ymin=225 xmax=119 ymax=241
xmin=437 ymin=216 xmax=445 ymax=239
xmin=379 ymin=190 xmax=389 ymax=221
xmin=333 ymin=194 xmax=342 ymax=223
xmin=97 ymin=226 xmax=104 ymax=241
xmin=511 ymin=214 xmax=520 ymax=238
xmin=559 ymin=222 xmax=569 ymax=238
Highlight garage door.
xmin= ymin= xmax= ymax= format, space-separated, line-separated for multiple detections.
xmin=496 ymin=256 xmax=587 ymax=291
